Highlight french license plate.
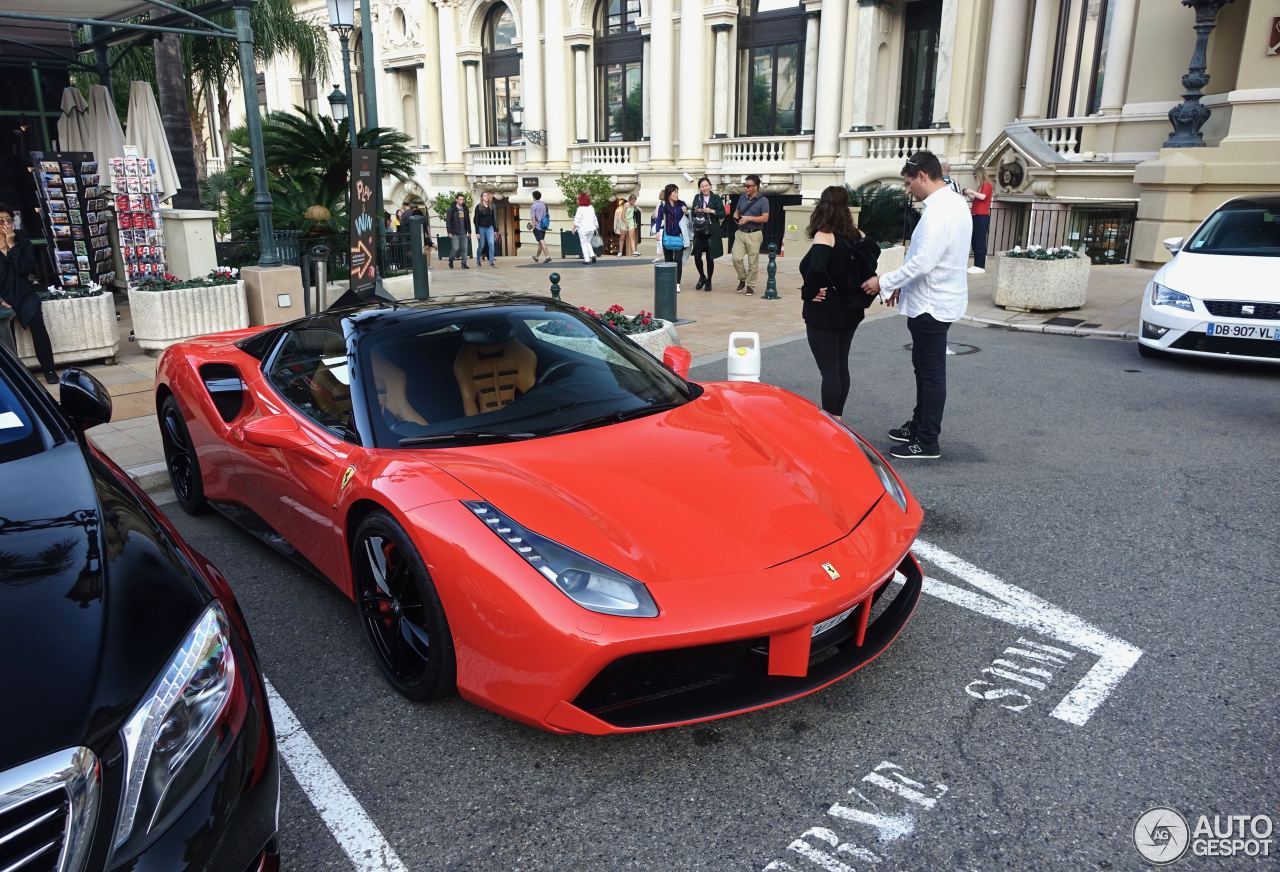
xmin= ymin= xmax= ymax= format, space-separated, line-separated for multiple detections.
xmin=812 ymin=606 xmax=856 ymax=637
xmin=1206 ymin=323 xmax=1280 ymax=340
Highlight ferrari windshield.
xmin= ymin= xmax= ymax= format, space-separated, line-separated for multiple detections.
xmin=359 ymin=303 xmax=697 ymax=448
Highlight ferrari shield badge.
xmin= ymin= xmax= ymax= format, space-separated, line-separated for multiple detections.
xmin=821 ymin=562 xmax=840 ymax=581
xmin=340 ymin=465 xmax=356 ymax=493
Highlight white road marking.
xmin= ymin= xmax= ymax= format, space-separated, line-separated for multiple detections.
xmin=265 ymin=678 xmax=408 ymax=872
xmin=913 ymin=538 xmax=1144 ymax=726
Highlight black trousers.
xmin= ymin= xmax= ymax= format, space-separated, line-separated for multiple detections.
xmin=663 ymin=245 xmax=683 ymax=285
xmin=806 ymin=324 xmax=858 ymax=416
xmin=972 ymin=214 xmax=990 ymax=269
xmin=691 ymin=235 xmax=713 ymax=283
xmin=907 ymin=313 xmax=950 ymax=444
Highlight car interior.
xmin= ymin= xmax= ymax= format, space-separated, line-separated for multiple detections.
xmin=1191 ymin=208 xmax=1280 ymax=254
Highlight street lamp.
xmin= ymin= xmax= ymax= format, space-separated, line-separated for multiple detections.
xmin=327 ymin=84 xmax=348 ymax=123
xmin=509 ymin=101 xmax=547 ymax=147
xmin=326 ymin=0 xmax=357 ymax=147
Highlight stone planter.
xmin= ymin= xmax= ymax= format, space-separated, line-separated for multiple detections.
xmin=17 ymin=292 xmax=119 ymax=367
xmin=128 ymin=281 xmax=249 ymax=352
xmin=992 ymin=254 xmax=1090 ymax=311
xmin=876 ymin=245 xmax=905 ymax=275
xmin=536 ymin=319 xmax=679 ymax=363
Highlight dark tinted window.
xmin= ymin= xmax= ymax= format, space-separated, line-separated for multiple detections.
xmin=266 ymin=328 xmax=357 ymax=438
xmin=0 ymin=372 xmax=43 ymax=463
xmin=1185 ymin=205 xmax=1280 ymax=257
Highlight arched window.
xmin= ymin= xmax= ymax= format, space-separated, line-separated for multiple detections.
xmin=594 ymin=0 xmax=643 ymax=142
xmin=736 ymin=0 xmax=805 ymax=136
xmin=484 ymin=4 xmax=521 ymax=145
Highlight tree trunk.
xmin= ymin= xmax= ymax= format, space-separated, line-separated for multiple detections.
xmin=154 ymin=34 xmax=201 ymax=209
xmin=188 ymin=88 xmax=208 ymax=183
xmin=217 ymin=83 xmax=231 ymax=160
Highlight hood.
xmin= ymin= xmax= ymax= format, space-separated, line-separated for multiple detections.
xmin=0 ymin=442 xmax=209 ymax=769
xmin=1159 ymin=251 xmax=1280 ymax=303
xmin=423 ymin=384 xmax=887 ymax=582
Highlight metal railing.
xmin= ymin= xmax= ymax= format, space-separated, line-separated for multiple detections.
xmin=988 ymin=204 xmax=1137 ymax=264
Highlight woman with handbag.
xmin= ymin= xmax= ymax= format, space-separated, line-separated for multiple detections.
xmin=689 ymin=177 xmax=723 ymax=291
xmin=572 ymin=192 xmax=599 ymax=264
xmin=799 ymin=186 xmax=881 ymax=417
xmin=613 ymin=196 xmax=635 ymax=257
xmin=0 ymin=203 xmax=57 ymax=384
xmin=654 ymin=184 xmax=689 ymax=292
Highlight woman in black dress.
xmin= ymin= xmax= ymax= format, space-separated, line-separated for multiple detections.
xmin=0 ymin=203 xmax=57 ymax=383
xmin=799 ymin=186 xmax=880 ymax=417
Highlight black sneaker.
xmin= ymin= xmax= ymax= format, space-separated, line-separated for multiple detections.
xmin=695 ymin=277 xmax=707 ymax=290
xmin=890 ymin=440 xmax=940 ymax=460
xmin=888 ymin=421 xmax=916 ymax=443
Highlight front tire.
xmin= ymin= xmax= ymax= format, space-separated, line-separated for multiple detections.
xmin=159 ymin=395 xmax=208 ymax=515
xmin=352 ymin=511 xmax=456 ymax=701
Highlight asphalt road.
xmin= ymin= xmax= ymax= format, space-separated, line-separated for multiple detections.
xmin=159 ymin=318 xmax=1280 ymax=871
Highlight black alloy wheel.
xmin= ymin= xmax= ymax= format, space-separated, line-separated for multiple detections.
xmin=160 ymin=395 xmax=208 ymax=515
xmin=353 ymin=510 xmax=456 ymax=701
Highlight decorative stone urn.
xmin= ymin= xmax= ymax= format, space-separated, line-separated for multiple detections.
xmin=992 ymin=253 xmax=1091 ymax=311
xmin=128 ymin=281 xmax=249 ymax=352
xmin=17 ymin=292 xmax=119 ymax=366
xmin=876 ymin=244 xmax=906 ymax=275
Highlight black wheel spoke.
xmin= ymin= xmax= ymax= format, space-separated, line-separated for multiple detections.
xmin=363 ymin=536 xmax=392 ymax=596
xmin=357 ymin=530 xmax=434 ymax=684
xmin=399 ymin=616 xmax=432 ymax=662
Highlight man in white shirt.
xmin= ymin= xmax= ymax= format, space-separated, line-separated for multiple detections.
xmin=861 ymin=150 xmax=971 ymax=460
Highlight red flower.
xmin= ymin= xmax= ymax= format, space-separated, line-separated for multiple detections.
xmin=607 ymin=304 xmax=624 ymax=314
xmin=641 ymin=317 xmax=652 ymax=325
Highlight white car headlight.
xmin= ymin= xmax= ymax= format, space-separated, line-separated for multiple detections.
xmin=1151 ymin=283 xmax=1194 ymax=311
xmin=826 ymin=414 xmax=909 ymax=512
xmin=114 ymin=604 xmax=239 ymax=854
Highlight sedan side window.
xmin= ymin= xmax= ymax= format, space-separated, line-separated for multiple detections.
xmin=266 ymin=328 xmax=355 ymax=437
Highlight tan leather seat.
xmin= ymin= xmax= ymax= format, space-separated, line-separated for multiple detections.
xmin=308 ymin=364 xmax=352 ymax=423
xmin=372 ymin=349 xmax=429 ymax=426
xmin=454 ymin=339 xmax=537 ymax=416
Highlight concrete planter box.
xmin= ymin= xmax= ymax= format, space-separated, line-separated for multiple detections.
xmin=876 ymin=245 xmax=905 ymax=275
xmin=128 ymin=281 xmax=249 ymax=352
xmin=992 ymin=254 xmax=1090 ymax=311
xmin=17 ymin=292 xmax=119 ymax=367
xmin=536 ymin=319 xmax=679 ymax=363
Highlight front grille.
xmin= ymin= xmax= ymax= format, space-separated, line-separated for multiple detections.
xmin=1204 ymin=300 xmax=1280 ymax=320
xmin=0 ymin=748 xmax=100 ymax=872
xmin=572 ymin=556 xmax=923 ymax=728
xmin=1171 ymin=333 xmax=1280 ymax=359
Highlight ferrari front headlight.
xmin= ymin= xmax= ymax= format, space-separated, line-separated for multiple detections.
xmin=465 ymin=501 xmax=659 ymax=617
xmin=826 ymin=415 xmax=909 ymax=512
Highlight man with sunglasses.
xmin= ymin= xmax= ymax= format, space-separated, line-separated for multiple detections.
xmin=0 ymin=203 xmax=57 ymax=383
xmin=731 ymin=175 xmax=770 ymax=296
xmin=861 ymin=151 xmax=971 ymax=460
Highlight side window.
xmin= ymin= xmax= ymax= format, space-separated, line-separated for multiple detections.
xmin=266 ymin=328 xmax=355 ymax=437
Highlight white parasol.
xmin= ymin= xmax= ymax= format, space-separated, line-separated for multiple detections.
xmin=85 ymin=83 xmax=125 ymax=185
xmin=125 ymin=80 xmax=181 ymax=203
xmin=56 ymin=87 xmax=91 ymax=152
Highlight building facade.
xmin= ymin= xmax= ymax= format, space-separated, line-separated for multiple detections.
xmin=222 ymin=0 xmax=1280 ymax=265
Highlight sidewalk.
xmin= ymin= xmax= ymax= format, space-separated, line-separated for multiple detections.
xmin=56 ymin=252 xmax=1150 ymax=491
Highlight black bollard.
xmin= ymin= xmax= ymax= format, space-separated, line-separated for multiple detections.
xmin=407 ymin=214 xmax=430 ymax=300
xmin=549 ymin=272 xmax=561 ymax=300
xmin=654 ymin=262 xmax=677 ymax=322
xmin=762 ymin=243 xmax=780 ymax=300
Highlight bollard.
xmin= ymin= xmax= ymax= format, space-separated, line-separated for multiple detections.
xmin=308 ymin=244 xmax=330 ymax=312
xmin=662 ymin=346 xmax=691 ymax=379
xmin=726 ymin=331 xmax=761 ymax=382
xmin=549 ymin=272 xmax=561 ymax=300
xmin=762 ymin=243 xmax=780 ymax=300
xmin=654 ymin=262 xmax=678 ymax=323
xmin=407 ymin=214 xmax=430 ymax=300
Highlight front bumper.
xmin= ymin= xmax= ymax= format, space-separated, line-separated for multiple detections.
xmin=1139 ymin=294 xmax=1280 ymax=363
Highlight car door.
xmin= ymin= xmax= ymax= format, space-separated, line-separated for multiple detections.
xmin=238 ymin=325 xmax=361 ymax=583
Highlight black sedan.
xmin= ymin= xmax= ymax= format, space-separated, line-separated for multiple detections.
xmin=0 ymin=347 xmax=278 ymax=870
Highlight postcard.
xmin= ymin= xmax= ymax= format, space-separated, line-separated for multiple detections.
xmin=39 ymin=160 xmax=59 ymax=173
xmin=46 ymin=199 xmax=67 ymax=212
xmin=44 ymin=173 xmax=62 ymax=188
xmin=69 ymin=210 xmax=82 ymax=224
xmin=71 ymin=225 xmax=85 ymax=239
xmin=81 ymin=161 xmax=97 ymax=173
xmin=62 ymin=177 xmax=78 ymax=191
xmin=59 ymin=161 xmax=74 ymax=176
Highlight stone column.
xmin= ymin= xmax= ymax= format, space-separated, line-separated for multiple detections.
xmin=931 ymin=0 xmax=959 ymax=127
xmin=573 ymin=45 xmax=591 ymax=143
xmin=436 ymin=2 xmax=464 ymax=167
xmin=711 ymin=25 xmax=731 ymax=137
xmin=543 ymin=0 xmax=568 ymax=165
xmin=1097 ymin=0 xmax=1140 ymax=114
xmin=463 ymin=59 xmax=481 ymax=147
xmin=812 ymin=0 xmax=850 ymax=161
xmin=416 ymin=65 xmax=433 ymax=149
xmin=649 ymin=0 xmax=675 ymax=165
xmin=677 ymin=0 xmax=705 ymax=163
xmin=642 ymin=34 xmax=652 ymax=139
xmin=850 ymin=1 xmax=877 ymax=130
xmin=520 ymin=0 xmax=545 ymax=163
xmin=1020 ymin=0 xmax=1054 ymax=119
xmin=978 ymin=0 xmax=1030 ymax=148
xmin=800 ymin=11 xmax=820 ymax=135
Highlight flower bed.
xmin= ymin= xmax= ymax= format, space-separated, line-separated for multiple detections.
xmin=129 ymin=268 xmax=248 ymax=352
xmin=16 ymin=287 xmax=118 ymax=366
xmin=992 ymin=246 xmax=1089 ymax=311
xmin=536 ymin=306 xmax=679 ymax=360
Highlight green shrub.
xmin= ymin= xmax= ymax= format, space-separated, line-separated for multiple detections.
xmin=554 ymin=171 xmax=616 ymax=219
xmin=433 ymin=191 xmax=473 ymax=222
xmin=850 ymin=184 xmax=920 ymax=245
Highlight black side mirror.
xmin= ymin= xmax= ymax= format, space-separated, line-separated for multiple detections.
xmin=59 ymin=368 xmax=112 ymax=431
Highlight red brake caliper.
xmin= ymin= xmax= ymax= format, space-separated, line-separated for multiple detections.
xmin=378 ymin=542 xmax=396 ymax=626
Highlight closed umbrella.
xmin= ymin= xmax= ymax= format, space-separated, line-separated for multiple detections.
xmin=85 ymin=84 xmax=125 ymax=188
xmin=57 ymin=87 xmax=91 ymax=152
xmin=124 ymin=81 xmax=181 ymax=203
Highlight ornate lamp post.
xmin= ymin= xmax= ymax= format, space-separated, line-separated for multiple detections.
xmin=1164 ymin=0 xmax=1237 ymax=148
xmin=326 ymin=0 xmax=358 ymax=148
xmin=327 ymin=84 xmax=348 ymax=124
xmin=510 ymin=101 xmax=547 ymax=147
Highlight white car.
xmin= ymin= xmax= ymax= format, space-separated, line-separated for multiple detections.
xmin=1138 ymin=195 xmax=1280 ymax=364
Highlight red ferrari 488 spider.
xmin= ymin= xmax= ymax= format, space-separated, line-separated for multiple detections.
xmin=156 ymin=293 xmax=923 ymax=734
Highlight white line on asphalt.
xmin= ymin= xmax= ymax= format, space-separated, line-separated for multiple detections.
xmin=265 ymin=678 xmax=408 ymax=872
xmin=913 ymin=538 xmax=1144 ymax=726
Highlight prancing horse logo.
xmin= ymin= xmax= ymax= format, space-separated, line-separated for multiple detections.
xmin=822 ymin=562 xmax=841 ymax=581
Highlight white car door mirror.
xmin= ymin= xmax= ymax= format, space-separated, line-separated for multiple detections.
xmin=1163 ymin=236 xmax=1184 ymax=254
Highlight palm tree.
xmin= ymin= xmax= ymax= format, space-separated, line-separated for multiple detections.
xmin=259 ymin=110 xmax=417 ymax=201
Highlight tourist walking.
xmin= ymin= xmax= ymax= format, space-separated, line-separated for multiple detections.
xmin=860 ymin=151 xmax=971 ymax=461
xmin=689 ymin=177 xmax=724 ymax=291
xmin=731 ymin=174 xmax=770 ymax=295
xmin=613 ymin=196 xmax=635 ymax=257
xmin=799 ymin=186 xmax=881 ymax=416
xmin=0 ymin=202 xmax=57 ymax=383
xmin=446 ymin=193 xmax=471 ymax=269
xmin=474 ymin=190 xmax=498 ymax=267
xmin=963 ymin=168 xmax=993 ymax=273
xmin=655 ymin=184 xmax=689 ymax=292
xmin=572 ymin=192 xmax=599 ymax=264
xmin=528 ymin=190 xmax=551 ymax=263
